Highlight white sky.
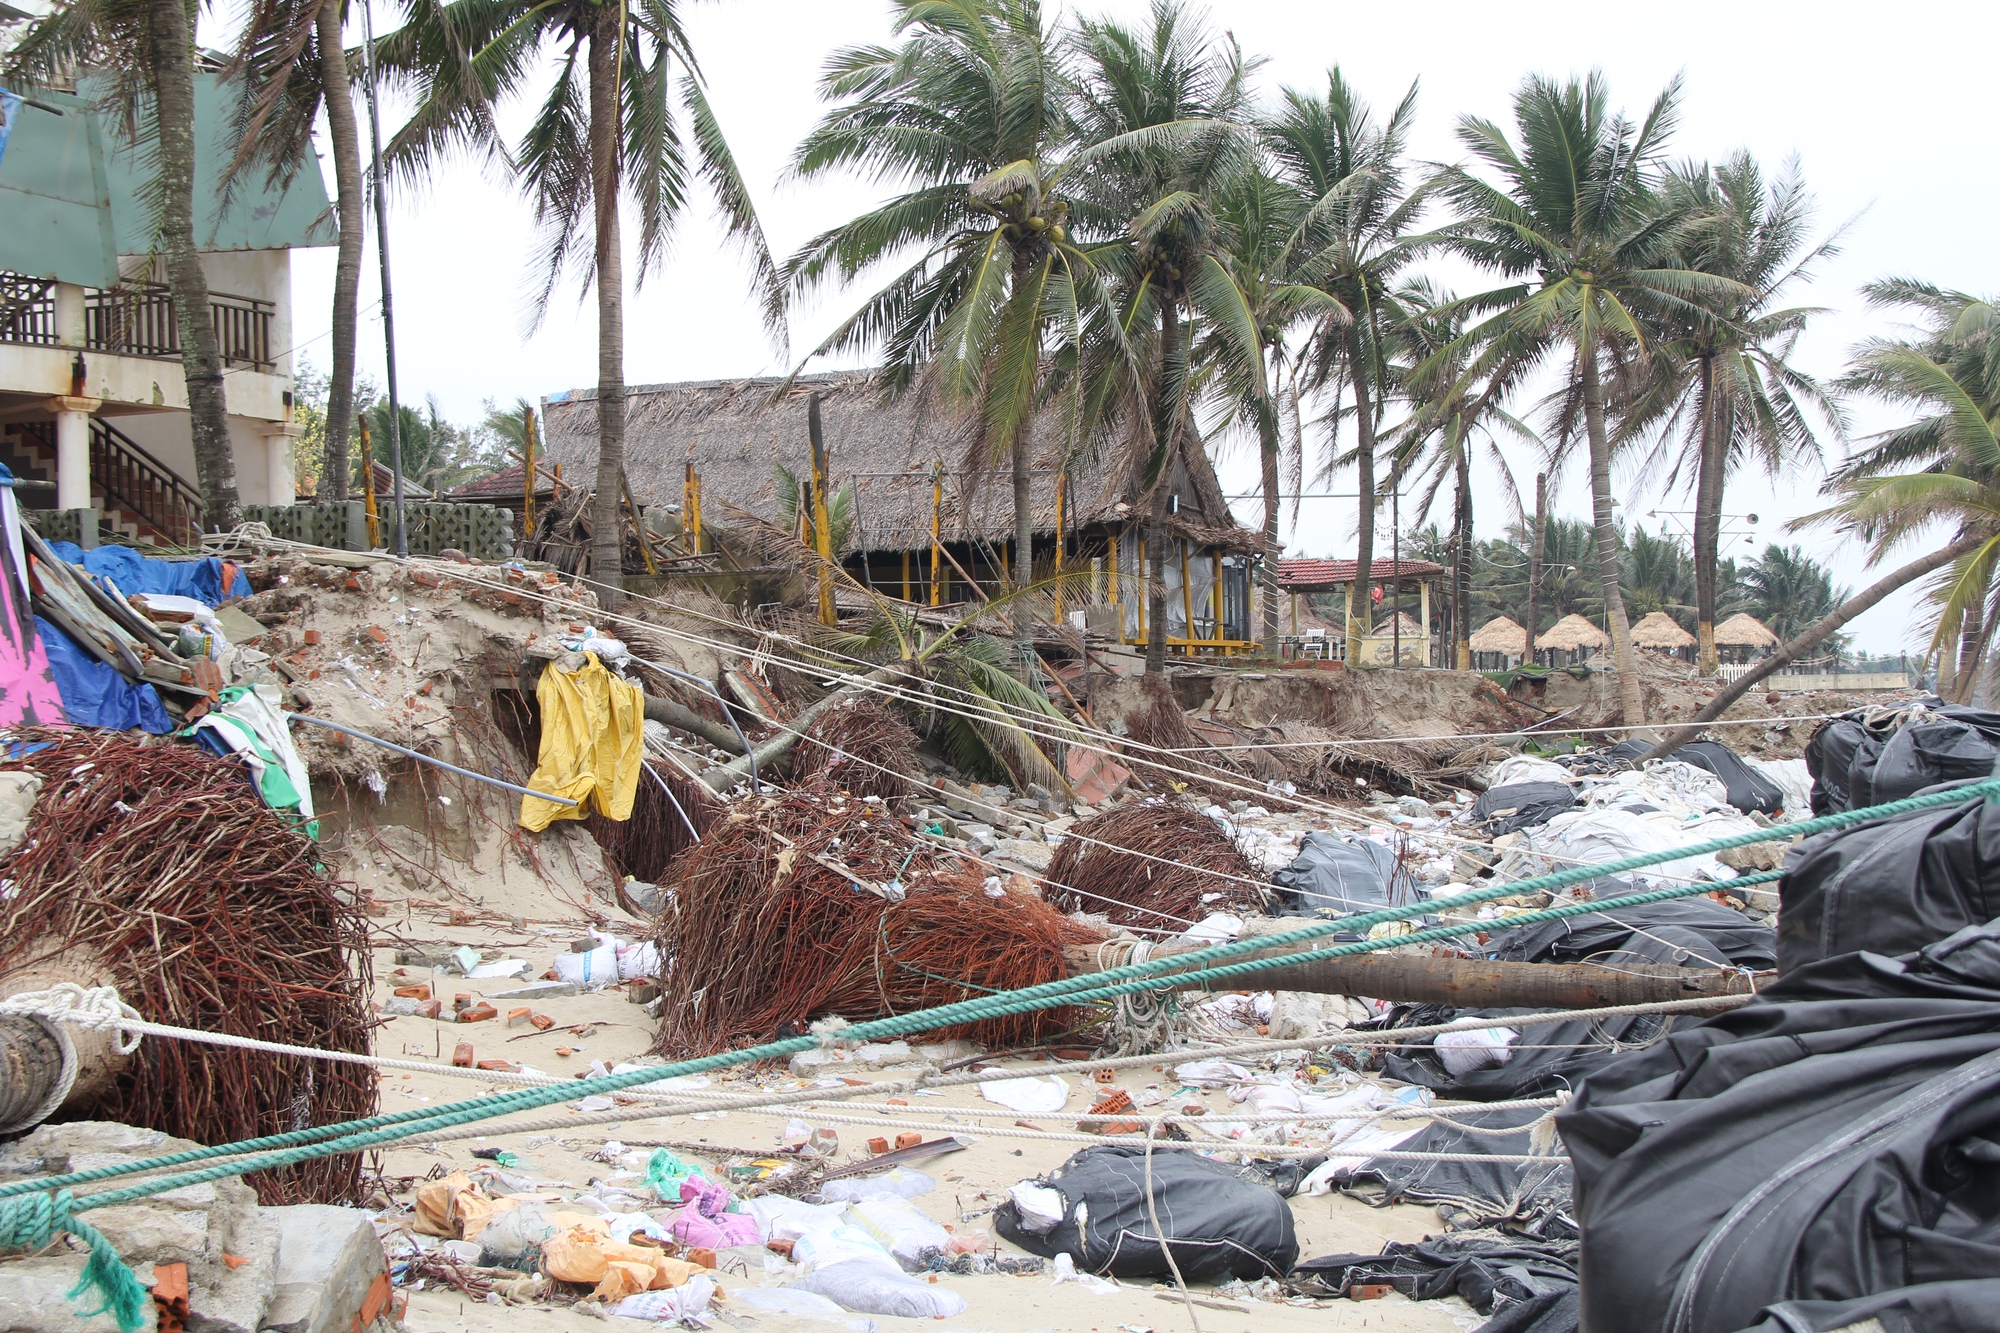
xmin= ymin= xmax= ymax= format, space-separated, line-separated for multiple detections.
xmin=280 ymin=0 xmax=2000 ymax=655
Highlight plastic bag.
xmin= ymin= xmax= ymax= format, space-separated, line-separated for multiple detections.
xmin=643 ymin=1148 xmax=705 ymax=1201
xmin=978 ymin=1076 xmax=1069 ymax=1114
xmin=554 ymin=942 xmax=620 ymax=987
xmin=731 ymin=1286 xmax=878 ymax=1330
xmin=845 ymin=1195 xmax=950 ymax=1271
xmin=820 ymin=1169 xmax=935 ymax=1203
xmin=617 ymin=941 xmax=662 ymax=980
xmin=611 ymin=1276 xmax=717 ymax=1323
xmin=542 ymin=1225 xmax=615 ymax=1284
xmin=743 ymin=1195 xmax=849 ymax=1243
xmin=791 ymin=1223 xmax=899 ymax=1272
xmin=414 ymin=1170 xmax=493 ymax=1241
xmin=794 ymin=1258 xmax=968 ymax=1319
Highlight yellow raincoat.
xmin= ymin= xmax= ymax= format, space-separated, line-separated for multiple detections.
xmin=519 ymin=652 xmax=643 ymax=831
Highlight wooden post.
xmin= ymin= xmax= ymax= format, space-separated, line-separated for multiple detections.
xmin=808 ymin=394 xmax=835 ymax=626
xmin=902 ymin=550 xmax=911 ymax=602
xmin=683 ymin=461 xmax=703 ymax=556
xmin=521 ymin=405 xmax=537 ymax=544
xmin=1210 ymin=551 xmax=1223 ymax=644
xmin=358 ymin=418 xmax=381 ymax=549
xmin=1109 ymin=530 xmax=1122 ymax=641
xmin=1052 ymin=468 xmax=1066 ymax=623
xmin=929 ymin=461 xmax=943 ymax=607
xmin=622 ymin=468 xmax=658 ymax=576
xmin=1419 ymin=577 xmax=1432 ymax=667
xmin=1179 ymin=542 xmax=1195 ymax=653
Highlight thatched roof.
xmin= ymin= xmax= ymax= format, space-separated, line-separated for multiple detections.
xmin=1371 ymin=611 xmax=1426 ymax=638
xmin=1536 ymin=613 xmax=1610 ymax=651
xmin=537 ymin=370 xmax=1253 ymax=554
xmin=1715 ymin=612 xmax=1779 ymax=647
xmin=1631 ymin=610 xmax=1697 ymax=649
xmin=1469 ymin=615 xmax=1528 ymax=655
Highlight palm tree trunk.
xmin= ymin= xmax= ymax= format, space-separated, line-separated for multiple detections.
xmin=1144 ymin=299 xmax=1179 ymax=674
xmin=318 ymin=0 xmax=362 ymax=504
xmin=1525 ymin=471 xmax=1547 ymax=667
xmin=588 ymin=11 xmax=626 ymax=608
xmin=1347 ymin=325 xmax=1377 ymax=665
xmin=1454 ymin=446 xmax=1472 ymax=670
xmin=1691 ymin=354 xmax=1724 ymax=675
xmin=1010 ymin=247 xmax=1035 ymax=678
xmin=1258 ymin=398 xmax=1281 ymax=655
xmin=1640 ymin=532 xmax=1989 ymax=761
xmin=1956 ymin=600 xmax=1987 ymax=705
xmin=150 ymin=0 xmax=240 ymax=529
xmin=1580 ymin=344 xmax=1643 ymax=723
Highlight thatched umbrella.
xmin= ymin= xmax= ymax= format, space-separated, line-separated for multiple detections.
xmin=1631 ymin=610 xmax=1697 ymax=651
xmin=1469 ymin=615 xmax=1528 ymax=658
xmin=1372 ymin=611 xmax=1426 ymax=638
xmin=1536 ymin=613 xmax=1611 ymax=653
xmin=1715 ymin=612 xmax=1779 ymax=649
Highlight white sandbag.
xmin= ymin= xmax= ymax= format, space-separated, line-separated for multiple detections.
xmin=845 ymin=1195 xmax=950 ymax=1270
xmin=554 ymin=942 xmax=620 ymax=987
xmin=820 ymin=1169 xmax=935 ymax=1203
xmin=1488 ymin=755 xmax=1575 ymax=787
xmin=744 ymin=1195 xmax=850 ymax=1243
xmin=794 ymin=1259 xmax=968 ymax=1319
xmin=611 ymin=1276 xmax=716 ymax=1322
xmin=731 ymin=1287 xmax=878 ymax=1330
xmin=1435 ymin=1027 xmax=1518 ymax=1076
xmin=1751 ymin=757 xmax=1814 ymax=823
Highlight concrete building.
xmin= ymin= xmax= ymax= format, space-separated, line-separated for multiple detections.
xmin=0 ymin=69 xmax=334 ymax=544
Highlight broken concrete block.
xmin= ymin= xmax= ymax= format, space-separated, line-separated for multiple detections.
xmin=506 ymin=1007 xmax=534 ymax=1028
xmin=258 ymin=1204 xmax=391 ymax=1333
xmin=0 ymin=1256 xmax=161 ymax=1332
xmin=380 ymin=997 xmax=423 ymax=1017
xmin=489 ymin=980 xmax=578 ymax=1000
xmin=851 ymin=1041 xmax=918 ymax=1070
xmin=993 ymin=838 xmax=1053 ymax=873
xmin=787 ymin=1048 xmax=853 ymax=1079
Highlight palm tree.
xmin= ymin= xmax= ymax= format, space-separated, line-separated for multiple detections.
xmin=1389 ymin=276 xmax=1530 ymax=669
xmin=1265 ymin=69 xmax=1426 ymax=665
xmin=9 ymin=0 xmax=244 ymax=528
xmin=1624 ymin=152 xmax=1845 ymax=675
xmin=1435 ymin=72 xmax=1739 ymax=723
xmin=1201 ymin=162 xmax=1345 ymax=652
xmin=374 ymin=0 xmax=775 ymax=606
xmin=1832 ymin=281 xmax=2000 ymax=699
xmin=227 ymin=0 xmax=365 ymax=502
xmin=780 ymin=0 xmax=1099 ymax=668
xmin=1739 ymin=542 xmax=1847 ymax=643
xmin=1066 ymin=0 xmax=1261 ymax=672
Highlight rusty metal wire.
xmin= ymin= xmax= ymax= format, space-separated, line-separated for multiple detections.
xmin=652 ymin=781 xmax=1099 ymax=1057
xmin=0 ymin=729 xmax=376 ymax=1203
xmin=786 ymin=698 xmax=918 ymax=803
xmin=1043 ymin=803 xmax=1271 ymax=929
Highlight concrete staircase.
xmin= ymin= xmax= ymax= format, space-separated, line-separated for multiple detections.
xmin=0 ymin=418 xmax=203 ymax=547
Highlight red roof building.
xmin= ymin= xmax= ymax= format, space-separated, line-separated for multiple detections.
xmin=1276 ymin=557 xmax=1447 ymax=592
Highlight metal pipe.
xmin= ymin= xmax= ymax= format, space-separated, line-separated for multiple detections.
xmin=623 ymin=656 xmax=758 ymax=792
xmin=641 ymin=759 xmax=701 ymax=844
xmin=285 ymin=712 xmax=579 ymax=805
xmin=360 ymin=0 xmax=407 ymax=557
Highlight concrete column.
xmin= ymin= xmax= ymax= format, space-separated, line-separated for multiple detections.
xmin=52 ymin=283 xmax=86 ymax=347
xmin=263 ymin=424 xmax=305 ymax=505
xmin=1418 ymin=579 xmax=1432 ymax=666
xmin=47 ymin=396 xmax=101 ymax=512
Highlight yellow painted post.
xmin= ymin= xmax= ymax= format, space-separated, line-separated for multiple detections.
xmin=683 ymin=462 xmax=704 ymax=555
xmin=902 ymin=550 xmax=911 ymax=602
xmin=1211 ymin=551 xmax=1223 ymax=646
xmin=929 ymin=461 xmax=943 ymax=606
xmin=358 ymin=418 xmax=381 ymax=549
xmin=521 ymin=406 xmax=537 ymax=543
xmin=1109 ymin=530 xmax=1122 ymax=641
xmin=808 ymin=394 xmax=835 ymax=626
xmin=1179 ymin=543 xmax=1195 ymax=654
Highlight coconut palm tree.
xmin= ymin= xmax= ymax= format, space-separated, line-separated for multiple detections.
xmin=1065 ymin=0 xmax=1262 ymax=672
xmin=8 ymin=0 xmax=244 ymax=527
xmin=1623 ymin=152 xmax=1845 ymax=674
xmin=779 ymin=0 xmax=1108 ymax=668
xmin=1200 ymin=161 xmax=1346 ymax=652
xmin=1434 ymin=72 xmax=1741 ymax=723
xmin=1832 ymin=281 xmax=2000 ymax=698
xmin=373 ymin=0 xmax=775 ymax=605
xmin=1739 ymin=542 xmax=1847 ymax=643
xmin=1264 ymin=69 xmax=1427 ymax=665
xmin=226 ymin=0 xmax=365 ymax=502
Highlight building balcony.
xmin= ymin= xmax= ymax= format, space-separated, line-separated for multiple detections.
xmin=0 ymin=271 xmax=274 ymax=372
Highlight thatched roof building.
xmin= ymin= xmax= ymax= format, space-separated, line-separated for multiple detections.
xmin=537 ymin=370 xmax=1251 ymax=557
xmin=1537 ymin=613 xmax=1610 ymax=652
xmin=1631 ymin=610 xmax=1698 ymax=650
xmin=1715 ymin=612 xmax=1779 ymax=648
xmin=1469 ymin=615 xmax=1528 ymax=657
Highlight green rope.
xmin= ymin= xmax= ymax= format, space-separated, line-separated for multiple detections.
xmin=0 ymin=1190 xmax=149 ymax=1333
xmin=5 ymin=778 xmax=1991 ymax=1323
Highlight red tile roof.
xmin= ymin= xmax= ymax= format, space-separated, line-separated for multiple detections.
xmin=448 ymin=462 xmax=559 ymax=499
xmin=1277 ymin=557 xmax=1448 ymax=591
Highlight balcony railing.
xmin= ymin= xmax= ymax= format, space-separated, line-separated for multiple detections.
xmin=0 ymin=272 xmax=275 ymax=371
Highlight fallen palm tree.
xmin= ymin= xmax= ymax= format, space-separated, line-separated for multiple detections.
xmin=653 ymin=781 xmax=1101 ymax=1056
xmin=787 ymin=697 xmax=919 ymax=801
xmin=1043 ymin=803 xmax=1270 ymax=930
xmin=0 ymin=729 xmax=375 ymax=1203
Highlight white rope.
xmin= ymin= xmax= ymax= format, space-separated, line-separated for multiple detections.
xmin=0 ymin=984 xmax=145 ymax=1056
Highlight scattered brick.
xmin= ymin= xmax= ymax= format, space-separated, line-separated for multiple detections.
xmin=451 ymin=1042 xmax=475 ymax=1068
xmin=303 ymin=629 xmax=322 ymax=645
xmin=893 ymin=1132 xmax=922 ymax=1150
xmin=366 ymin=625 xmax=389 ymax=644
xmin=458 ymin=1002 xmax=498 ymax=1023
xmin=529 ymin=1014 xmax=554 ymax=1031
xmin=475 ymin=1059 xmax=518 ymax=1072
xmin=415 ymin=999 xmax=442 ymax=1020
xmin=392 ymin=984 xmax=431 ymax=1000
xmin=867 ymin=1136 xmax=890 ymax=1155
xmin=506 ymin=1007 xmax=534 ymax=1028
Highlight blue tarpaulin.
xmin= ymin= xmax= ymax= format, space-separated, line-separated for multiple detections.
xmin=47 ymin=542 xmax=251 ymax=605
xmin=34 ymin=614 xmax=173 ymax=733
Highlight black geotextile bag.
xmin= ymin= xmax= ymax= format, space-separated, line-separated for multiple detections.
xmin=1269 ymin=832 xmax=1414 ymax=915
xmin=1378 ymin=900 xmax=1775 ymax=1100
xmin=1330 ymin=1105 xmax=1573 ymax=1235
xmin=1473 ymin=781 xmax=1577 ymax=834
xmin=1289 ymin=1234 xmax=1578 ymax=1314
xmin=991 ymin=1145 xmax=1298 ymax=1281
xmin=1604 ymin=738 xmax=1784 ymax=815
xmin=1805 ymin=699 xmax=2000 ymax=815
xmin=1557 ymin=920 xmax=2000 ymax=1333
xmin=1776 ymin=784 xmax=2000 ymax=973
xmin=1731 ymin=1279 xmax=2000 ymax=1333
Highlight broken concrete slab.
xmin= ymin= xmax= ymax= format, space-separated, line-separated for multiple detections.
xmin=488 ymin=980 xmax=579 ymax=1000
xmin=257 ymin=1205 xmax=392 ymax=1333
xmin=993 ymin=838 xmax=1054 ymax=873
xmin=0 ymin=1256 xmax=160 ymax=1333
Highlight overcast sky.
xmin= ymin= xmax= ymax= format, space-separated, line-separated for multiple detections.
xmin=283 ymin=0 xmax=2000 ymax=654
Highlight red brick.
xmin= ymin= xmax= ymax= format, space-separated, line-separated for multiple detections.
xmin=416 ymin=1000 xmax=442 ymax=1020
xmin=893 ymin=1132 xmax=922 ymax=1150
xmin=393 ymin=984 xmax=430 ymax=1000
xmin=506 ymin=1007 xmax=533 ymax=1027
xmin=458 ymin=1002 xmax=498 ymax=1023
xmin=366 ymin=625 xmax=389 ymax=644
xmin=529 ymin=1014 xmax=554 ymax=1031
xmin=303 ymin=629 xmax=322 ymax=645
xmin=450 ymin=1042 xmax=475 ymax=1068
xmin=475 ymin=1059 xmax=518 ymax=1072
